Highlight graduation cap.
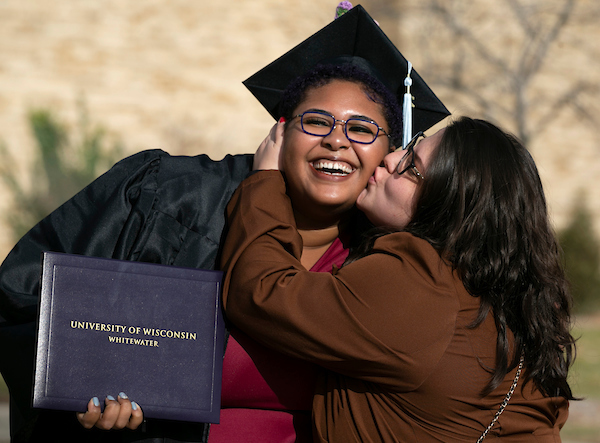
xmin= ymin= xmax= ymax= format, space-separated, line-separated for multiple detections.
xmin=243 ymin=4 xmax=450 ymax=136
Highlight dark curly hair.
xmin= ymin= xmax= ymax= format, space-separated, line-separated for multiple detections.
xmin=406 ymin=117 xmax=576 ymax=399
xmin=279 ymin=63 xmax=403 ymax=148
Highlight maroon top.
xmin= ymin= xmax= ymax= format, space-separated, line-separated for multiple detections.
xmin=209 ymin=237 xmax=349 ymax=443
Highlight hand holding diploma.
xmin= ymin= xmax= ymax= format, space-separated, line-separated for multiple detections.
xmin=76 ymin=392 xmax=144 ymax=431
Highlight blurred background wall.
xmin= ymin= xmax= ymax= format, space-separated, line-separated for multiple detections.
xmin=1 ymin=0 xmax=599 ymax=257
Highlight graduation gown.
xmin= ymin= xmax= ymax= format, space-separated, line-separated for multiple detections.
xmin=0 ymin=149 xmax=253 ymax=442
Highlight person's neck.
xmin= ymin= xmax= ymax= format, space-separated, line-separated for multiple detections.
xmin=297 ymin=224 xmax=340 ymax=270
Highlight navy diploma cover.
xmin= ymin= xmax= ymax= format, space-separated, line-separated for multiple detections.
xmin=33 ymin=252 xmax=225 ymax=423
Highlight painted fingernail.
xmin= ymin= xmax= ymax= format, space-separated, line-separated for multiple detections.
xmin=131 ymin=401 xmax=138 ymax=411
xmin=92 ymin=397 xmax=100 ymax=407
xmin=119 ymin=392 xmax=128 ymax=399
xmin=278 ymin=117 xmax=286 ymax=123
xmin=107 ymin=395 xmax=115 ymax=401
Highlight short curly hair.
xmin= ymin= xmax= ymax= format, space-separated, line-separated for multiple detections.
xmin=279 ymin=63 xmax=402 ymax=148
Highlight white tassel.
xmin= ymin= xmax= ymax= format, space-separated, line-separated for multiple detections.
xmin=402 ymin=61 xmax=413 ymax=149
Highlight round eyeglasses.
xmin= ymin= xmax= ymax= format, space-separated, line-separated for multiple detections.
xmin=396 ymin=131 xmax=425 ymax=180
xmin=295 ymin=111 xmax=391 ymax=145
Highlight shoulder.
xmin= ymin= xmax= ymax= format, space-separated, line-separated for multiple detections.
xmin=158 ymin=152 xmax=253 ymax=181
xmin=341 ymin=232 xmax=458 ymax=299
xmin=103 ymin=151 xmax=254 ymax=200
xmin=153 ymin=153 xmax=254 ymax=212
xmin=109 ymin=148 xmax=168 ymax=172
xmin=372 ymin=232 xmax=443 ymax=268
xmin=368 ymin=232 xmax=460 ymax=294
xmin=110 ymin=150 xmax=253 ymax=180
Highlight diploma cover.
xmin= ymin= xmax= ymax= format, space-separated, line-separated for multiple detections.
xmin=33 ymin=252 xmax=224 ymax=423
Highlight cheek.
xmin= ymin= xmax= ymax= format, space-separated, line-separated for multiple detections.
xmin=388 ymin=180 xmax=418 ymax=218
xmin=356 ymin=143 xmax=389 ymax=174
xmin=280 ymin=136 xmax=301 ymax=171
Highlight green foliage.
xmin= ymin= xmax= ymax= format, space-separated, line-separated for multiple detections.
xmin=560 ymin=318 xmax=600 ymax=441
xmin=0 ymin=105 xmax=123 ymax=241
xmin=0 ymin=374 xmax=7 ymax=402
xmin=559 ymin=197 xmax=600 ymax=313
xmin=570 ymin=323 xmax=600 ymax=398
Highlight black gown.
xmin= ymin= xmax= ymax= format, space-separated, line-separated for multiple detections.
xmin=0 ymin=149 xmax=253 ymax=442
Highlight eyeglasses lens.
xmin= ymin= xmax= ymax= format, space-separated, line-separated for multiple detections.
xmin=396 ymin=150 xmax=413 ymax=175
xmin=300 ymin=112 xmax=379 ymax=144
xmin=395 ymin=132 xmax=425 ymax=178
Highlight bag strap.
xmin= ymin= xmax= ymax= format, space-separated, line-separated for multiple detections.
xmin=476 ymin=354 xmax=525 ymax=442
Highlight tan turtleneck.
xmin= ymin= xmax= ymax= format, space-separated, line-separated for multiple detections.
xmin=297 ymin=225 xmax=340 ymax=269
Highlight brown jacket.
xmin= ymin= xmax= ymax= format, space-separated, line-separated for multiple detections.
xmin=220 ymin=171 xmax=568 ymax=442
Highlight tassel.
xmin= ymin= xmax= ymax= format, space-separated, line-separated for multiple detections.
xmin=335 ymin=1 xmax=353 ymax=19
xmin=402 ymin=61 xmax=413 ymax=149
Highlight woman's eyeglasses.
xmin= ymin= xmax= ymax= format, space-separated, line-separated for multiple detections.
xmin=395 ymin=131 xmax=425 ymax=180
xmin=295 ymin=111 xmax=391 ymax=145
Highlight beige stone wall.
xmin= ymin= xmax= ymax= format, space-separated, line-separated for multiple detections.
xmin=0 ymin=0 xmax=346 ymax=257
xmin=0 ymin=0 xmax=598 ymax=260
xmin=395 ymin=0 xmax=600 ymax=235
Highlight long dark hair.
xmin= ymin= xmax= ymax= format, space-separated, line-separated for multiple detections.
xmin=404 ymin=117 xmax=575 ymax=398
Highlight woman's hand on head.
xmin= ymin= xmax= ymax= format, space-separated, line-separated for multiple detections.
xmin=76 ymin=392 xmax=143 ymax=431
xmin=253 ymin=119 xmax=285 ymax=171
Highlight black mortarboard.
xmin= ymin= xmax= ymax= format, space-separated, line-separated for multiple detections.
xmin=243 ymin=4 xmax=450 ymax=135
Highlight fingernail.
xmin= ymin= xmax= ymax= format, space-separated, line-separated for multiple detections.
xmin=278 ymin=117 xmax=286 ymax=123
xmin=119 ymin=392 xmax=128 ymax=399
xmin=92 ymin=397 xmax=100 ymax=407
xmin=107 ymin=395 xmax=115 ymax=401
xmin=131 ymin=401 xmax=138 ymax=411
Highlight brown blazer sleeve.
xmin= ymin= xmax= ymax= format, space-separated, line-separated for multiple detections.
xmin=220 ymin=171 xmax=461 ymax=391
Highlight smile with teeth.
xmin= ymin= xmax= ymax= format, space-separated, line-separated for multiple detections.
xmin=312 ymin=160 xmax=355 ymax=176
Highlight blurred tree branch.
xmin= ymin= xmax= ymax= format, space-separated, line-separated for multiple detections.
xmin=412 ymin=0 xmax=599 ymax=146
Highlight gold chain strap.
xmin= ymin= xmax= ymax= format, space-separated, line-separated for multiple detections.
xmin=476 ymin=354 xmax=525 ymax=443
